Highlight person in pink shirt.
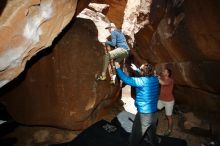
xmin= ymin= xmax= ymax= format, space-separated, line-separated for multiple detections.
xmin=157 ymin=68 xmax=174 ymax=136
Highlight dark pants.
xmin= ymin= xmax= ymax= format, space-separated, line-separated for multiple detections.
xmin=129 ymin=112 xmax=158 ymax=146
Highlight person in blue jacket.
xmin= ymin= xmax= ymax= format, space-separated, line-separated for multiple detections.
xmin=115 ymin=62 xmax=159 ymax=146
xmin=96 ymin=23 xmax=130 ymax=82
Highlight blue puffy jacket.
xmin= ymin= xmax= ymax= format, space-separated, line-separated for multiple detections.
xmin=116 ymin=68 xmax=159 ymax=113
xmin=105 ymin=30 xmax=129 ymax=50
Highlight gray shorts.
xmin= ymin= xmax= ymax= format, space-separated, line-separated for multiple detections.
xmin=157 ymin=100 xmax=175 ymax=116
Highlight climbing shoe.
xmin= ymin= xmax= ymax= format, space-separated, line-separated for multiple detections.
xmin=96 ymin=75 xmax=106 ymax=81
xmin=163 ymin=129 xmax=172 ymax=137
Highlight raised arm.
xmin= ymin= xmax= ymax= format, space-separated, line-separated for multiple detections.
xmin=116 ymin=68 xmax=145 ymax=87
xmin=158 ymin=77 xmax=171 ymax=85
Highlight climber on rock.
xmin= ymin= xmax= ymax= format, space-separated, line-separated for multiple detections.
xmin=96 ymin=23 xmax=130 ymax=84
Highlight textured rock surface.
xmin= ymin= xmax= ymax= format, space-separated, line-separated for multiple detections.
xmin=0 ymin=0 xmax=220 ymax=131
xmin=91 ymin=0 xmax=127 ymax=28
xmin=133 ymin=0 xmax=220 ymax=113
xmin=77 ymin=7 xmax=111 ymax=42
xmin=1 ymin=18 xmax=120 ymax=129
xmin=0 ymin=1 xmax=125 ymax=130
xmin=0 ymin=0 xmax=79 ymax=88
xmin=122 ymin=0 xmax=152 ymax=46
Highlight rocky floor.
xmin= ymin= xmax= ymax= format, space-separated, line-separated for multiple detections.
xmin=0 ymin=101 xmax=215 ymax=146
xmin=103 ymin=101 xmax=215 ymax=146
xmin=0 ymin=86 xmax=218 ymax=146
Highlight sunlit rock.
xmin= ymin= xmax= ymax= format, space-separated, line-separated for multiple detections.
xmin=0 ymin=0 xmax=78 ymax=88
xmin=122 ymin=0 xmax=152 ymax=46
xmin=88 ymin=3 xmax=109 ymax=13
xmin=77 ymin=7 xmax=111 ymax=43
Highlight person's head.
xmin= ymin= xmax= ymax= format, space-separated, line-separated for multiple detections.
xmin=162 ymin=68 xmax=172 ymax=77
xmin=105 ymin=23 xmax=116 ymax=33
xmin=139 ymin=63 xmax=154 ymax=76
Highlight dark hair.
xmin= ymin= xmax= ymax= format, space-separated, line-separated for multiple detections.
xmin=165 ymin=68 xmax=172 ymax=77
xmin=141 ymin=63 xmax=154 ymax=76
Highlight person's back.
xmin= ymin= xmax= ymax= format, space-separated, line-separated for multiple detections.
xmin=133 ymin=75 xmax=159 ymax=113
xmin=106 ymin=30 xmax=129 ymax=50
xmin=115 ymin=62 xmax=159 ymax=146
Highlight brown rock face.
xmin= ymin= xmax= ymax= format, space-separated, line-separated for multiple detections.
xmin=1 ymin=18 xmax=119 ymax=130
xmin=0 ymin=0 xmax=124 ymax=130
xmin=0 ymin=0 xmax=220 ymax=131
xmin=0 ymin=0 xmax=79 ymax=88
xmin=91 ymin=0 xmax=127 ymax=27
xmin=134 ymin=0 xmax=220 ymax=113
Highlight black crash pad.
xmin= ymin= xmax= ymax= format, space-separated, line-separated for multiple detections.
xmin=156 ymin=136 xmax=187 ymax=146
xmin=50 ymin=120 xmax=129 ymax=146
xmin=51 ymin=111 xmax=187 ymax=146
xmin=112 ymin=111 xmax=187 ymax=146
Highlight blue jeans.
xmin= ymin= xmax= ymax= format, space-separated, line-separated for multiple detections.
xmin=129 ymin=112 xmax=158 ymax=146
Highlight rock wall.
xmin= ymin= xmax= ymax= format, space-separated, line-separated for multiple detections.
xmin=0 ymin=0 xmax=82 ymax=88
xmin=133 ymin=0 xmax=220 ymax=113
xmin=0 ymin=0 xmax=125 ymax=130
xmin=0 ymin=18 xmax=120 ymax=130
xmin=0 ymin=0 xmax=220 ymax=130
xmin=91 ymin=0 xmax=127 ymax=28
xmin=0 ymin=0 xmax=90 ymax=88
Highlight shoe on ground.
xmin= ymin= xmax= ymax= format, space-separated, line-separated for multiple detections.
xmin=163 ymin=129 xmax=172 ymax=137
xmin=96 ymin=75 xmax=106 ymax=81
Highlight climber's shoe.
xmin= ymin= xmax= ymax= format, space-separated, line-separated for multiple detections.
xmin=96 ymin=75 xmax=106 ymax=81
